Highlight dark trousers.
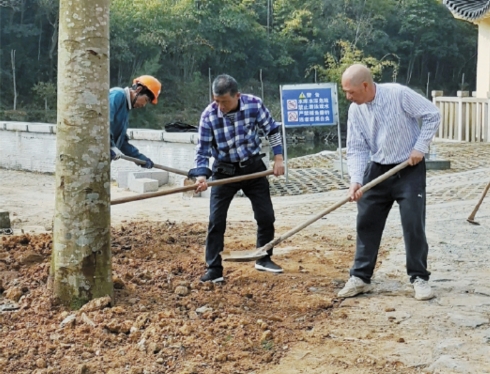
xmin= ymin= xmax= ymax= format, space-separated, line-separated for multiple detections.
xmin=350 ymin=161 xmax=431 ymax=283
xmin=206 ymin=160 xmax=275 ymax=270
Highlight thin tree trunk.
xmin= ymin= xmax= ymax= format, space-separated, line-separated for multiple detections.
xmin=38 ymin=19 xmax=42 ymax=61
xmin=51 ymin=0 xmax=112 ymax=308
xmin=353 ymin=0 xmax=367 ymax=47
xmin=11 ymin=50 xmax=17 ymax=110
xmin=48 ymin=19 xmax=58 ymax=64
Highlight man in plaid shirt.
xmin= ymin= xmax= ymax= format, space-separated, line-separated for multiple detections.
xmin=189 ymin=74 xmax=285 ymax=283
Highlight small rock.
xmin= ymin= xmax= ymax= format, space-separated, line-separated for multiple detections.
xmin=36 ymin=358 xmax=47 ymax=368
xmin=137 ymin=338 xmax=146 ymax=352
xmin=196 ymin=306 xmax=212 ymax=314
xmin=79 ymin=296 xmax=112 ymax=312
xmin=133 ymin=313 xmax=148 ymax=329
xmin=0 ymin=301 xmax=20 ymax=311
xmin=60 ymin=314 xmax=77 ymax=328
xmin=174 ymin=285 xmax=189 ymax=296
xmin=260 ymin=330 xmax=273 ymax=342
xmin=179 ymin=324 xmax=192 ymax=336
xmin=105 ymin=319 xmax=133 ymax=334
xmin=156 ymin=358 xmax=164 ymax=364
xmin=80 ymin=313 xmax=96 ymax=327
xmin=147 ymin=342 xmax=161 ymax=353
xmin=5 ymin=286 xmax=23 ymax=302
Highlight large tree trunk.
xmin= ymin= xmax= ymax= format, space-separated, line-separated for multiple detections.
xmin=50 ymin=0 xmax=112 ymax=308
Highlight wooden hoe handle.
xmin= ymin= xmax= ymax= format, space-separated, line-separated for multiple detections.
xmin=235 ymin=161 xmax=410 ymax=258
xmin=111 ymin=169 xmax=274 ymax=205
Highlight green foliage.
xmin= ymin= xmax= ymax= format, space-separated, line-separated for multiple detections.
xmin=313 ymin=41 xmax=399 ymax=124
xmin=31 ymin=81 xmax=57 ymax=110
xmin=0 ymin=0 xmax=478 ymax=126
xmin=0 ymin=110 xmax=56 ymax=123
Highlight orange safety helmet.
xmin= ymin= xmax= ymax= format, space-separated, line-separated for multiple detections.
xmin=132 ymin=75 xmax=161 ymax=104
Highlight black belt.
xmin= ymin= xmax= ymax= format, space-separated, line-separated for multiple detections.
xmin=234 ymin=153 xmax=266 ymax=168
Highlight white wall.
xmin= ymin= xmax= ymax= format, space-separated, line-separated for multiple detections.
xmin=476 ymin=18 xmax=490 ymax=99
xmin=0 ymin=121 xmax=270 ymax=185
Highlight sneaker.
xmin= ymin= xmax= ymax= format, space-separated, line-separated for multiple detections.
xmin=200 ymin=269 xmax=224 ymax=283
xmin=337 ymin=276 xmax=372 ymax=298
xmin=255 ymin=257 xmax=283 ymax=273
xmin=413 ymin=277 xmax=434 ymax=300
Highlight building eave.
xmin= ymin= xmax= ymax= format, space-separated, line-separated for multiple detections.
xmin=443 ymin=0 xmax=490 ymax=22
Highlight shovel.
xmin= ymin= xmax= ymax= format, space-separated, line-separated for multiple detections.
xmin=119 ymin=155 xmax=188 ymax=176
xmin=111 ymin=169 xmax=274 ymax=205
xmin=222 ymin=160 xmax=410 ymax=262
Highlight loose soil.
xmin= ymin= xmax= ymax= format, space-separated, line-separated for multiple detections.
xmin=0 ymin=219 xmax=410 ymax=374
xmin=3 ymin=142 xmax=490 ymax=373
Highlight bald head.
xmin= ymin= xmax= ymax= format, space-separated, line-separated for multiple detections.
xmin=342 ymin=64 xmax=373 ymax=86
xmin=341 ymin=64 xmax=375 ymax=104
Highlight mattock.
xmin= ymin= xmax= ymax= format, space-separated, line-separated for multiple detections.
xmin=466 ymin=180 xmax=490 ymax=225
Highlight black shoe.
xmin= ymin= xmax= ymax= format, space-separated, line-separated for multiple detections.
xmin=255 ymin=256 xmax=283 ymax=273
xmin=200 ymin=268 xmax=224 ymax=283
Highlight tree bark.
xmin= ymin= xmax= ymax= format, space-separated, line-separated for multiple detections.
xmin=51 ymin=0 xmax=112 ymax=309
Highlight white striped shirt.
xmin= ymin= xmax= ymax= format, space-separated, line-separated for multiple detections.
xmin=346 ymin=83 xmax=441 ymax=185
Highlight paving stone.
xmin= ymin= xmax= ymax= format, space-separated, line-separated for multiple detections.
xmin=128 ymin=178 xmax=158 ymax=194
xmin=268 ymin=141 xmax=490 ymax=197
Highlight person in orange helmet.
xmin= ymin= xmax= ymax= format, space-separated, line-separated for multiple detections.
xmin=109 ymin=75 xmax=161 ymax=168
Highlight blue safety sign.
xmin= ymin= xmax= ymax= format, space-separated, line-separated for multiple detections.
xmin=280 ymin=83 xmax=339 ymax=128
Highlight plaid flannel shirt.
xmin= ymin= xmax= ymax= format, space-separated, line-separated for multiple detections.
xmin=194 ymin=94 xmax=283 ymax=169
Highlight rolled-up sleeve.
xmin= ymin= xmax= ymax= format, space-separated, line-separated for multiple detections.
xmin=402 ymin=88 xmax=441 ymax=154
xmin=195 ymin=115 xmax=213 ymax=169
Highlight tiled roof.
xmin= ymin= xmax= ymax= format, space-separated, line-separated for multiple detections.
xmin=443 ymin=0 xmax=490 ymax=21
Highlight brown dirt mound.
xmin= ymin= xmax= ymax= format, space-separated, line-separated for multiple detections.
xmin=0 ymin=221 xmax=412 ymax=374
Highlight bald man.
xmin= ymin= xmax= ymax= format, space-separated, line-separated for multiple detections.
xmin=338 ymin=64 xmax=441 ymax=301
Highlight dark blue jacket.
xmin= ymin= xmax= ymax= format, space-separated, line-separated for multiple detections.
xmin=110 ymin=87 xmax=150 ymax=162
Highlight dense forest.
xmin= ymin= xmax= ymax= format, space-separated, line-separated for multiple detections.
xmin=0 ymin=0 xmax=478 ymax=128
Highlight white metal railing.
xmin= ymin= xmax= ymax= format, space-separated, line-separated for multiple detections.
xmin=432 ymin=90 xmax=490 ymax=142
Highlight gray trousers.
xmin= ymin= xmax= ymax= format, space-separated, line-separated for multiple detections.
xmin=350 ymin=161 xmax=431 ymax=283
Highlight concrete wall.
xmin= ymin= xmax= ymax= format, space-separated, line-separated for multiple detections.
xmin=476 ymin=18 xmax=490 ymax=99
xmin=0 ymin=121 xmax=270 ymax=186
